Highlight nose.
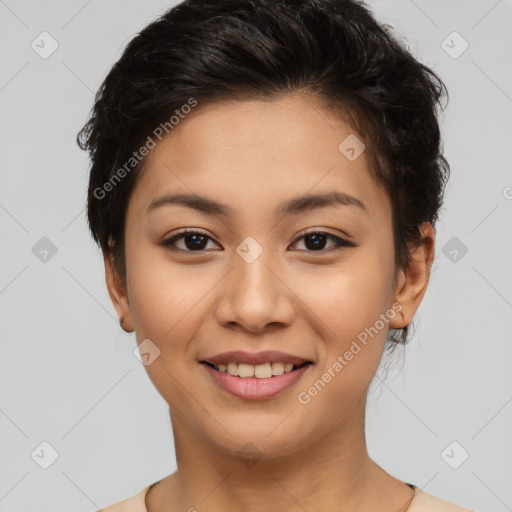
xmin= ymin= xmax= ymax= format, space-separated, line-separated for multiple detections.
xmin=213 ymin=250 xmax=296 ymax=334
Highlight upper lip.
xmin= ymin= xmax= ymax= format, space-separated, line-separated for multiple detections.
xmin=201 ymin=350 xmax=312 ymax=366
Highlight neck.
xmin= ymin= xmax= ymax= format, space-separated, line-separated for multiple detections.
xmin=147 ymin=394 xmax=414 ymax=512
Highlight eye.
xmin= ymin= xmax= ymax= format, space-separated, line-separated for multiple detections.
xmin=160 ymin=229 xmax=221 ymax=252
xmin=160 ymin=229 xmax=354 ymax=253
xmin=289 ymin=230 xmax=355 ymax=252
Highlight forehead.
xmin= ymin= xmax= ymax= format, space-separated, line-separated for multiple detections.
xmin=129 ymin=94 xmax=391 ymax=224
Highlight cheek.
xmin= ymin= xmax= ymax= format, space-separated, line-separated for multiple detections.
xmin=124 ymin=247 xmax=210 ymax=408
xmin=296 ymin=251 xmax=394 ymax=341
xmin=294 ymin=270 xmax=389 ymax=426
xmin=125 ymin=244 xmax=205 ymax=344
xmin=291 ymin=248 xmax=394 ymax=400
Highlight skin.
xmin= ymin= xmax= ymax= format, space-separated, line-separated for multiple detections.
xmin=104 ymin=93 xmax=435 ymax=512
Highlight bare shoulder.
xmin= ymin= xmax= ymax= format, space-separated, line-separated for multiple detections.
xmin=94 ymin=485 xmax=151 ymax=512
xmin=410 ymin=488 xmax=474 ymax=512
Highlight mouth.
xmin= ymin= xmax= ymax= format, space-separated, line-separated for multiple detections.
xmin=198 ymin=351 xmax=314 ymax=400
xmin=199 ymin=360 xmax=313 ymax=379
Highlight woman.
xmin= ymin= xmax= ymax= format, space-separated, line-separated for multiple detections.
xmin=78 ymin=0 xmax=474 ymax=510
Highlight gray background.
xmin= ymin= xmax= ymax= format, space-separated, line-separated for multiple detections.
xmin=1 ymin=0 xmax=511 ymax=511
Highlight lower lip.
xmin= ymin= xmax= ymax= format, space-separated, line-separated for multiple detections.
xmin=201 ymin=363 xmax=312 ymax=400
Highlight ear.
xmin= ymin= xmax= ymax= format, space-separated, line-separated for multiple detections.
xmin=103 ymin=251 xmax=134 ymax=333
xmin=388 ymin=222 xmax=436 ymax=329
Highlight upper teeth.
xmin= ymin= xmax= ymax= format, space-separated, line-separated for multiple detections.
xmin=215 ymin=362 xmax=296 ymax=378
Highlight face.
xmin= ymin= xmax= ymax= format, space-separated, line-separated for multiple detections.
xmin=105 ymin=93 xmax=433 ymax=460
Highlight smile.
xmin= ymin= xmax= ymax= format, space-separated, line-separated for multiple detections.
xmin=199 ymin=361 xmax=313 ymax=400
xmin=201 ymin=361 xmax=311 ymax=378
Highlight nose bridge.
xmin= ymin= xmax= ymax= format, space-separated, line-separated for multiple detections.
xmin=214 ymin=237 xmax=295 ymax=332
xmin=235 ymin=241 xmax=276 ymax=300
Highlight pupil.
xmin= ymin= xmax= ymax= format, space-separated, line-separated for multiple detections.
xmin=305 ymin=233 xmax=327 ymax=250
xmin=186 ymin=234 xmax=207 ymax=250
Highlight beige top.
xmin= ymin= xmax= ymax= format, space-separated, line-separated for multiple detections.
xmin=97 ymin=482 xmax=475 ymax=512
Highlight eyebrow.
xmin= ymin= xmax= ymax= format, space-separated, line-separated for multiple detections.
xmin=147 ymin=190 xmax=367 ymax=217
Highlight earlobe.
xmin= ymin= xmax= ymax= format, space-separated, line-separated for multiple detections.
xmin=103 ymin=251 xmax=134 ymax=333
xmin=388 ymin=222 xmax=436 ymax=330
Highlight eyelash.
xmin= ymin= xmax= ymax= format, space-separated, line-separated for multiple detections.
xmin=160 ymin=229 xmax=355 ymax=254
